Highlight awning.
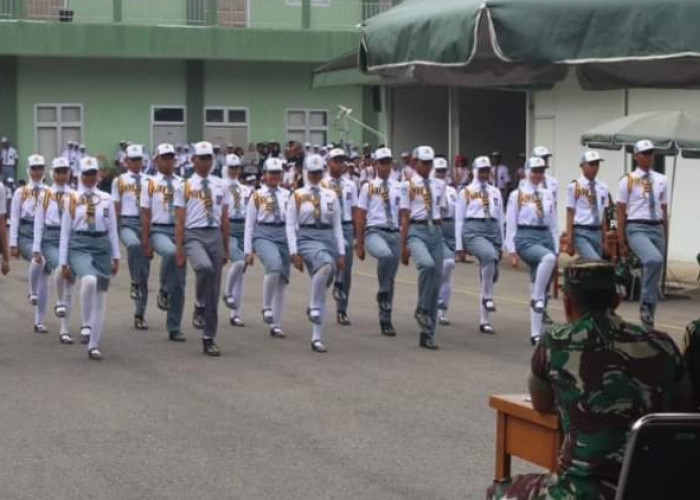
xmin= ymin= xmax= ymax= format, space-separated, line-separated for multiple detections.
xmin=311 ymin=51 xmax=384 ymax=88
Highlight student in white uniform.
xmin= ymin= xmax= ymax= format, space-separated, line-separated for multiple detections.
xmin=531 ymin=146 xmax=559 ymax=202
xmin=455 ymin=156 xmax=505 ymax=334
xmin=244 ymin=158 xmax=290 ymax=337
xmin=0 ymin=179 xmax=9 ymax=275
xmin=1 ymin=136 xmax=19 ymax=182
xmin=222 ymin=153 xmax=253 ymax=327
xmin=432 ymin=157 xmax=457 ymax=326
xmin=617 ymin=139 xmax=668 ymax=331
xmin=323 ymin=148 xmax=357 ymax=326
xmin=10 ymin=154 xmax=49 ymax=333
xmin=59 ymin=157 xmax=121 ymax=360
xmin=141 ymin=143 xmax=187 ymax=342
xmin=174 ymin=141 xmax=231 ymax=357
xmin=356 ymin=147 xmax=402 ymax=336
xmin=505 ymin=157 xmax=559 ymax=345
xmin=112 ymin=144 xmax=150 ymax=330
xmin=33 ymin=157 xmax=76 ymax=344
xmin=287 ymin=154 xmax=346 ymax=353
xmin=565 ymin=151 xmax=610 ymax=259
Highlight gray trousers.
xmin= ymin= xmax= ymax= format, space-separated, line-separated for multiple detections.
xmin=185 ymin=228 xmax=224 ymax=339
xmin=2 ymin=165 xmax=16 ymax=182
xmin=365 ymin=228 xmax=400 ymax=323
xmin=626 ymin=223 xmax=665 ymax=310
xmin=573 ymin=227 xmax=603 ymax=259
xmin=120 ymin=221 xmax=150 ymax=316
xmin=334 ymin=223 xmax=354 ymax=313
xmin=407 ymin=224 xmax=444 ymax=338
xmin=151 ymin=229 xmax=186 ymax=334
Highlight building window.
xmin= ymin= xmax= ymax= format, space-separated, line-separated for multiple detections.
xmin=204 ymin=107 xmax=249 ymax=148
xmin=286 ymin=0 xmax=331 ymax=6
xmin=153 ymin=107 xmax=186 ymax=124
xmin=151 ymin=106 xmax=187 ymax=148
xmin=286 ymin=109 xmax=328 ymax=145
xmin=35 ymin=104 xmax=83 ymax=161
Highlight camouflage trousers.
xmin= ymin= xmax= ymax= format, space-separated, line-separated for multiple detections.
xmin=486 ymin=473 xmax=616 ymax=500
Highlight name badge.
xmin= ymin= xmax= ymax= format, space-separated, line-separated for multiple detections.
xmin=103 ymin=208 xmax=109 ymax=218
xmin=216 ymin=195 xmax=223 ymax=204
xmin=327 ymin=202 xmax=334 ymax=212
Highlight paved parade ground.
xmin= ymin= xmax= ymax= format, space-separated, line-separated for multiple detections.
xmin=0 ymin=257 xmax=697 ymax=500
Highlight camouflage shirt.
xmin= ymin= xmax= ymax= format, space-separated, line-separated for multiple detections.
xmin=532 ymin=313 xmax=685 ymax=489
xmin=682 ymin=318 xmax=700 ymax=409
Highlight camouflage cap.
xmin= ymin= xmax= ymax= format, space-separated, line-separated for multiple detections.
xmin=564 ymin=260 xmax=616 ymax=293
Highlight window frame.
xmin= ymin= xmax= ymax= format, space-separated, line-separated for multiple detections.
xmin=204 ymin=106 xmax=250 ymax=127
xmin=34 ymin=103 xmax=84 ymax=156
xmin=285 ymin=108 xmax=329 ymax=145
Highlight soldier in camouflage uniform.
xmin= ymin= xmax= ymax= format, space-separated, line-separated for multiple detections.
xmin=682 ymin=318 xmax=700 ymax=410
xmin=487 ymin=261 xmax=692 ymax=500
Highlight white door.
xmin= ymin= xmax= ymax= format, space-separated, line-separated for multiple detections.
xmin=153 ymin=125 xmax=187 ymax=147
xmin=204 ymin=126 xmax=248 ymax=148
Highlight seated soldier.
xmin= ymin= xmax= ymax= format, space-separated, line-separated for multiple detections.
xmin=682 ymin=318 xmax=700 ymax=410
xmin=487 ymin=261 xmax=693 ymax=500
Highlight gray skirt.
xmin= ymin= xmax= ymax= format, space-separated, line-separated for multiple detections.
xmin=297 ymin=227 xmax=337 ymax=277
xmin=514 ymin=227 xmax=555 ymax=280
xmin=68 ymin=232 xmax=113 ymax=291
xmin=229 ymin=221 xmax=245 ymax=262
xmin=253 ymin=224 xmax=290 ymax=280
xmin=41 ymin=226 xmax=62 ymax=273
xmin=462 ymin=219 xmax=502 ymax=263
xmin=441 ymin=220 xmax=456 ymax=259
xmin=18 ymin=220 xmax=35 ymax=261
xmin=120 ymin=216 xmax=142 ymax=233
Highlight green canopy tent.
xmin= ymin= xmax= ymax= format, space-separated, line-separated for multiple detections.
xmin=359 ymin=0 xmax=700 ymax=89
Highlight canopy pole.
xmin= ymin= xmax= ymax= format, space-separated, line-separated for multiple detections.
xmin=448 ymin=87 xmax=460 ymax=173
xmin=662 ymin=153 xmax=679 ymax=292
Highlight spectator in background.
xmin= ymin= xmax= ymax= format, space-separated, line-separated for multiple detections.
xmin=491 ymin=151 xmax=511 ymax=200
xmin=114 ymin=140 xmax=128 ymax=172
xmin=97 ymin=163 xmax=116 ymax=193
xmin=212 ymin=144 xmax=225 ymax=177
xmin=0 ymin=178 xmax=9 ymax=275
xmin=1 ymin=136 xmax=19 ymax=182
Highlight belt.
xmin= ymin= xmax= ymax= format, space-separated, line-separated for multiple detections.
xmin=574 ymin=224 xmax=601 ymax=230
xmin=300 ymin=224 xmax=332 ymax=230
xmin=410 ymin=219 xmax=441 ymax=225
xmin=229 ymin=218 xmax=245 ymax=223
xmin=44 ymin=225 xmax=61 ymax=230
xmin=517 ymin=225 xmax=548 ymax=230
xmin=120 ymin=215 xmax=140 ymax=220
xmin=20 ymin=218 xmax=33 ymax=225
xmin=342 ymin=221 xmax=353 ymax=226
xmin=627 ymin=220 xmax=662 ymax=226
xmin=259 ymin=222 xmax=285 ymax=227
xmin=76 ymin=231 xmax=108 ymax=237
xmin=465 ymin=217 xmax=493 ymax=222
xmin=186 ymin=226 xmax=219 ymax=231
xmin=442 ymin=217 xmax=454 ymax=222
xmin=152 ymin=223 xmax=174 ymax=227
xmin=369 ymin=226 xmax=399 ymax=233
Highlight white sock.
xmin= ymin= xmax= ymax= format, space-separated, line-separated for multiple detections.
xmin=480 ymin=261 xmax=495 ymax=325
xmin=89 ymin=290 xmax=106 ymax=350
xmin=61 ymin=280 xmax=74 ymax=335
xmin=531 ymin=309 xmax=544 ymax=338
xmin=28 ymin=260 xmax=42 ymax=297
xmin=533 ymin=253 xmax=556 ymax=303
xmin=263 ymin=272 xmax=279 ymax=311
xmin=80 ymin=275 xmax=97 ymax=328
xmin=232 ymin=266 xmax=245 ymax=312
xmin=439 ymin=258 xmax=455 ymax=310
xmin=310 ymin=264 xmax=332 ymax=309
xmin=225 ymin=262 xmax=245 ymax=307
xmin=35 ymin=271 xmax=49 ymax=325
xmin=312 ymin=303 xmax=326 ymax=342
xmin=273 ymin=280 xmax=287 ymax=329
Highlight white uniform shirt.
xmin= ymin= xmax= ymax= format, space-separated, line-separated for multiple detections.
xmin=359 ymin=165 xmax=376 ymax=184
xmin=227 ymin=178 xmax=253 ymax=221
xmin=141 ymin=173 xmax=183 ymax=225
xmin=58 ymin=188 xmax=121 ymax=264
xmin=357 ymin=177 xmax=402 ymax=228
xmin=285 ymin=184 xmax=344 ymax=256
xmin=0 ymin=181 xmax=6 ymax=216
xmin=33 ymin=185 xmax=74 ymax=252
xmin=1 ymin=146 xmax=18 ymax=167
xmin=493 ymin=164 xmax=511 ymax=190
xmin=617 ymin=168 xmax=667 ymax=221
xmin=322 ymin=175 xmax=357 ymax=223
xmin=454 ymin=181 xmax=504 ymax=252
xmin=174 ymin=173 xmax=231 ymax=229
xmin=505 ymin=182 xmax=559 ymax=254
xmin=565 ymin=176 xmax=610 ymax=226
xmin=441 ymin=184 xmax=457 ymax=220
xmin=112 ymin=171 xmax=145 ymax=217
xmin=9 ymin=182 xmax=47 ymax=246
xmin=243 ymin=185 xmax=290 ymax=255
xmin=520 ymin=173 xmax=559 ymax=202
xmin=399 ymin=175 xmax=447 ymax=221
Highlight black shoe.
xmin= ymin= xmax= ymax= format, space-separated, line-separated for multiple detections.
xmin=88 ymin=348 xmax=104 ymax=361
xmin=79 ymin=326 xmax=91 ymax=345
xmin=337 ymin=312 xmax=351 ymax=326
xmin=414 ymin=310 xmax=433 ymax=330
xmin=380 ymin=322 xmax=396 ymax=337
xmin=482 ymin=298 xmax=496 ymax=313
xmin=269 ymin=327 xmax=286 ymax=338
xmin=59 ymin=333 xmax=74 ymax=345
xmin=640 ymin=302 xmax=655 ymax=331
xmin=479 ymin=324 xmax=495 ymax=335
xmin=134 ymin=315 xmax=148 ymax=330
xmin=530 ymin=335 xmax=541 ymax=346
xmin=130 ymin=282 xmax=141 ymax=300
xmin=192 ymin=306 xmax=205 ymax=330
xmin=311 ymin=340 xmax=327 ymax=353
xmin=530 ymin=299 xmax=545 ymax=315
xmin=332 ymin=285 xmax=347 ymax=302
xmin=202 ymin=338 xmax=221 ymax=357
xmin=419 ymin=337 xmax=439 ymax=350
xmin=169 ymin=331 xmax=186 ymax=342
xmin=229 ymin=315 xmax=245 ymax=327
xmin=376 ymin=293 xmax=392 ymax=313
xmin=157 ymin=290 xmax=170 ymax=311
xmin=34 ymin=324 xmax=48 ymax=334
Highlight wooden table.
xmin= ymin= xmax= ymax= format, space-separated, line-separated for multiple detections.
xmin=489 ymin=394 xmax=561 ymax=480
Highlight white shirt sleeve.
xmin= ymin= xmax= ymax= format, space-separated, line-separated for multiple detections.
xmin=111 ymin=177 xmax=121 ymax=203
xmin=504 ymin=190 xmax=518 ymax=254
xmin=108 ymin=199 xmax=121 ymax=260
xmin=58 ymin=197 xmax=72 ymax=266
xmin=550 ymin=195 xmax=560 ymax=254
xmin=659 ymin=175 xmax=668 ymax=205
xmin=173 ymin=181 xmax=186 ymax=208
xmin=454 ymin=190 xmax=465 ymax=252
xmin=348 ymin=182 xmax=358 ymax=209
xmin=333 ymin=197 xmax=345 ymax=256
xmin=285 ymin=193 xmax=298 ymax=255
xmin=0 ymin=184 xmax=6 ymax=217
xmin=9 ymin=188 xmax=21 ymax=247
xmin=243 ymin=195 xmax=256 ymax=256
xmin=357 ymin=183 xmax=369 ymax=211
xmin=33 ymin=193 xmax=45 ymax=254
xmin=617 ymin=176 xmax=630 ymax=204
xmin=399 ymin=181 xmax=410 ymax=211
xmin=565 ymin=182 xmax=576 ymax=209
xmin=140 ymin=178 xmax=151 ymax=209
xmin=497 ymin=191 xmax=505 ymax=247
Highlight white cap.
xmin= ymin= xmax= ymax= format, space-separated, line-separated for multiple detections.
xmin=433 ymin=158 xmax=448 ymax=170
xmin=126 ymin=144 xmax=143 ymax=159
xmin=531 ymin=146 xmax=552 ymax=158
xmin=245 ymin=175 xmax=257 ymax=182
xmin=473 ymin=156 xmax=492 ymax=170
xmin=80 ymin=157 xmax=99 ymax=173
xmin=413 ymin=146 xmax=435 ymax=162
xmin=305 ymin=154 xmax=326 ymax=173
xmin=326 ymin=143 xmax=335 ymax=149
xmin=304 ymin=142 xmax=311 ymax=148
xmin=374 ymin=147 xmax=393 ymax=161
xmin=28 ymin=154 xmax=45 ymax=168
xmin=51 ymin=157 xmax=70 ymax=170
xmin=634 ymin=139 xmax=655 ymax=154
xmin=156 ymin=143 xmax=175 ymax=156
xmin=401 ymin=151 xmax=410 ymax=158
xmin=79 ymin=143 xmax=86 ymax=149
xmin=580 ymin=150 xmax=605 ymax=164
xmin=527 ymin=157 xmax=547 ymax=169
xmin=227 ymin=142 xmax=234 ymax=148
xmin=1 ymin=136 xmax=8 ymax=142
xmin=328 ymin=148 xmax=347 ymax=160
xmin=193 ymin=141 xmax=214 ymax=156
xmin=225 ymin=154 xmax=241 ymax=167
xmin=264 ymin=157 xmax=284 ymax=173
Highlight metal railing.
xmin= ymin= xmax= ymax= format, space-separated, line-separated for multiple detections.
xmin=0 ymin=0 xmax=400 ymax=29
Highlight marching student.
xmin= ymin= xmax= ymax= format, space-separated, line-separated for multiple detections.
xmin=141 ymin=143 xmax=187 ymax=342
xmin=617 ymin=139 xmax=668 ymax=331
xmin=59 ymin=157 xmax=120 ymax=360
xmin=505 ymin=157 xmax=559 ymax=345
xmin=565 ymin=151 xmax=610 ymax=259
xmin=455 ymin=156 xmax=505 ymax=334
xmin=0 ymin=178 xmax=9 ymax=275
xmin=244 ymin=157 xmax=291 ymax=338
xmin=222 ymin=153 xmax=253 ymax=327
xmin=174 ymin=141 xmax=231 ymax=357
xmin=399 ymin=146 xmax=446 ymax=350
xmin=355 ymin=147 xmax=401 ymax=336
xmin=9 ymin=154 xmax=49 ymax=333
xmin=287 ymin=154 xmax=345 ymax=353
xmin=432 ymin=157 xmax=457 ymax=325
xmin=323 ymin=147 xmax=357 ymax=326
xmin=112 ymin=144 xmax=150 ymax=330
xmin=34 ymin=157 xmax=76 ymax=344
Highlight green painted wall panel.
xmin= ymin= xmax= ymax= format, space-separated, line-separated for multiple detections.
xmin=123 ymin=0 xmax=187 ymax=25
xmin=70 ymin=0 xmax=113 ymax=23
